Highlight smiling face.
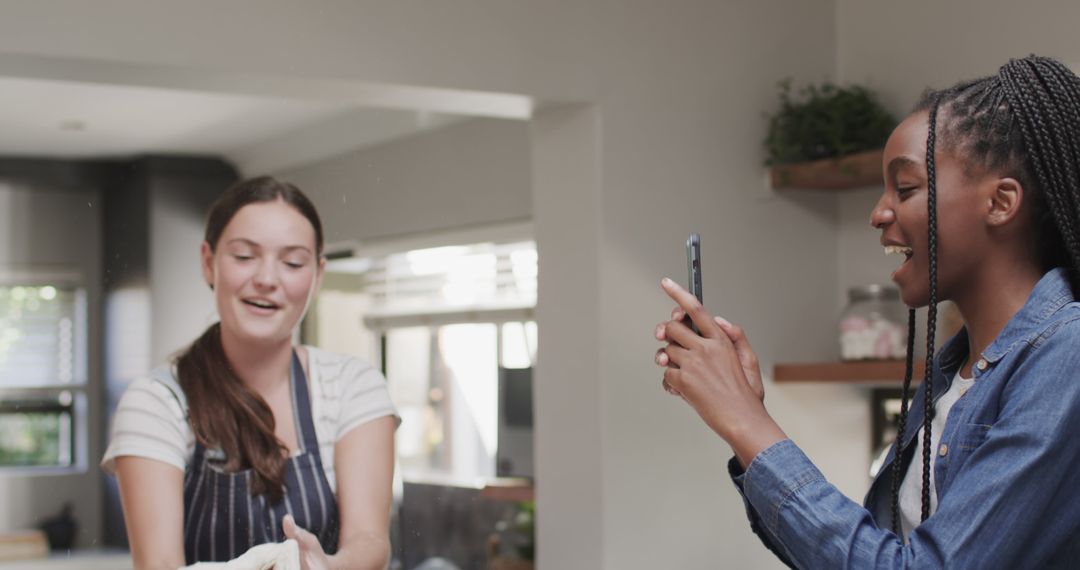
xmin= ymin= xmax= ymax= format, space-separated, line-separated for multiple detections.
xmin=201 ymin=198 xmax=324 ymax=346
xmin=870 ymin=111 xmax=999 ymax=308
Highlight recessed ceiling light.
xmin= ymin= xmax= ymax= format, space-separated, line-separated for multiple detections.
xmin=59 ymin=120 xmax=87 ymax=132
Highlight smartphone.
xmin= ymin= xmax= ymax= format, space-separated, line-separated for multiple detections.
xmin=684 ymin=232 xmax=703 ymax=334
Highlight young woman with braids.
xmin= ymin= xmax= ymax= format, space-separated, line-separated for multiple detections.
xmin=102 ymin=177 xmax=398 ymax=569
xmin=654 ymin=55 xmax=1080 ymax=567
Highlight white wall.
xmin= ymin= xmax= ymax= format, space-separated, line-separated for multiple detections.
xmin=530 ymin=105 xmax=605 ymax=569
xmin=0 ymin=2 xmax=596 ymax=103
xmin=0 ymin=181 xmax=104 ymax=548
xmin=279 ymin=118 xmax=532 ymax=244
xmin=148 ymin=179 xmax=220 ymax=365
xmin=586 ymin=6 xmax=851 ymax=568
xmin=837 ymin=0 xmax=1080 ymax=115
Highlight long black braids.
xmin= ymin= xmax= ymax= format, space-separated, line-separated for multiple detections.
xmin=919 ymin=99 xmax=940 ymax=523
xmin=887 ymin=98 xmax=941 ymax=534
xmin=889 ymin=307 xmax=918 ymax=534
xmin=888 ymin=55 xmax=1080 ymax=534
xmin=1000 ymin=58 xmax=1080 ymax=297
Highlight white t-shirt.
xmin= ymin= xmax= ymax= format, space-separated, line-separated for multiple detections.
xmin=899 ymin=369 xmax=976 ymax=541
xmin=101 ymin=346 xmax=398 ymax=493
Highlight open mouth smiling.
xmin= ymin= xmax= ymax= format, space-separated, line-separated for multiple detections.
xmin=243 ymin=298 xmax=280 ymax=311
xmin=884 ymin=244 xmax=914 ymax=265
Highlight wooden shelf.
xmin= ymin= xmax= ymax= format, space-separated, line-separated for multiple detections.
xmin=770 ymin=149 xmax=884 ymax=190
xmin=480 ymin=478 xmax=534 ymax=502
xmin=774 ymin=359 xmax=923 ymax=384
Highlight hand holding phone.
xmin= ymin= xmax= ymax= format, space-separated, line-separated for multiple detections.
xmin=683 ymin=232 xmax=703 ymax=334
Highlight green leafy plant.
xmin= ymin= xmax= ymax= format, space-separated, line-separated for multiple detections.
xmin=513 ymin=501 xmax=535 ymax=560
xmin=765 ymin=79 xmax=895 ymax=166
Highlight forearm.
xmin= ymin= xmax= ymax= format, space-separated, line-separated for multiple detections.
xmin=126 ymin=525 xmax=185 ymax=570
xmin=331 ymin=416 xmax=396 ymax=570
xmin=729 ymin=457 xmax=799 ymax=569
xmin=698 ymin=395 xmax=787 ymax=470
xmin=329 ymin=533 xmax=391 ymax=570
xmin=131 ymin=555 xmax=186 ymax=570
xmin=116 ymin=457 xmax=185 ymax=570
xmin=735 ymin=440 xmax=910 ymax=568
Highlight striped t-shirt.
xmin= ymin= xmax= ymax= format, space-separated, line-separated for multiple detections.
xmin=101 ymin=346 xmax=398 ymax=492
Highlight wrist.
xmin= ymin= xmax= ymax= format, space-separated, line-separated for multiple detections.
xmin=721 ymin=405 xmax=786 ymax=469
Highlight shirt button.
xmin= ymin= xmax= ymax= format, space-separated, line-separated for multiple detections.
xmin=976 ymin=358 xmax=988 ymax=371
xmin=939 ymin=444 xmax=949 ymax=457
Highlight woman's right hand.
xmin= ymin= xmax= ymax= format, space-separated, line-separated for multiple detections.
xmin=283 ymin=515 xmax=331 ymax=570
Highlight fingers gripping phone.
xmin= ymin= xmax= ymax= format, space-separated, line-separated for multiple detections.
xmin=684 ymin=232 xmax=703 ymax=335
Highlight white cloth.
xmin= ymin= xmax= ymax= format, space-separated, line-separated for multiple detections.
xmin=183 ymin=539 xmax=300 ymax=570
xmin=102 ymin=346 xmax=398 ymax=492
xmin=899 ymin=369 xmax=976 ymax=541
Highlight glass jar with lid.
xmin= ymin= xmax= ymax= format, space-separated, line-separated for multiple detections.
xmin=839 ymin=284 xmax=906 ymax=360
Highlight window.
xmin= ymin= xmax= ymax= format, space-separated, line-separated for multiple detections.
xmin=385 ymin=320 xmax=536 ymax=480
xmin=362 ymin=239 xmax=537 ymax=322
xmin=0 ymin=392 xmax=78 ymax=467
xmin=310 ymin=229 xmax=536 ymax=481
xmin=0 ymin=280 xmax=88 ymax=470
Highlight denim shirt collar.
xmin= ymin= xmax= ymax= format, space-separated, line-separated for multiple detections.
xmin=934 ymin=328 xmax=968 ymax=378
xmin=868 ymin=268 xmax=1075 ymax=515
xmin=913 ymin=268 xmax=1073 ymax=433
xmin=953 ymin=267 xmax=1075 ymax=366
xmin=867 ymin=267 xmax=1077 ymax=519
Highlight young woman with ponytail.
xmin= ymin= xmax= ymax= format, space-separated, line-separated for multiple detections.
xmin=654 ymin=55 xmax=1080 ymax=567
xmin=102 ymin=177 xmax=398 ymax=570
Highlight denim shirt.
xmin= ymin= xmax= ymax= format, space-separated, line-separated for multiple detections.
xmin=730 ymin=267 xmax=1080 ymax=568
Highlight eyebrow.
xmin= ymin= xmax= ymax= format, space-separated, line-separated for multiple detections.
xmin=224 ymin=238 xmax=313 ymax=254
xmin=887 ymin=156 xmax=923 ymax=181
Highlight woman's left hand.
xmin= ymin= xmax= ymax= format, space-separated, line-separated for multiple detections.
xmin=654 ymin=278 xmax=786 ymax=466
xmin=283 ymin=515 xmax=331 ymax=570
xmin=658 ymin=309 xmax=765 ymax=405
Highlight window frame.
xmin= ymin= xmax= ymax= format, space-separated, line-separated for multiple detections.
xmin=0 ymin=269 xmax=89 ymax=474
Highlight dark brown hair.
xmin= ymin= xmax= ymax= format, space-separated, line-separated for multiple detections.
xmin=176 ymin=176 xmax=324 ymax=502
xmin=889 ymin=55 xmax=1080 ymax=534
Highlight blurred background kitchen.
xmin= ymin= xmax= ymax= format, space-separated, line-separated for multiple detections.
xmin=0 ymin=2 xmax=1077 ymax=569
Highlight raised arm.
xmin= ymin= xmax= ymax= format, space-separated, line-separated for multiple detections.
xmin=658 ymin=277 xmax=1080 ymax=567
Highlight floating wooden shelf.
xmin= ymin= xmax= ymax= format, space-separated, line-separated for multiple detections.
xmin=770 ymin=148 xmax=884 ymax=190
xmin=774 ymin=359 xmax=923 ymax=384
xmin=480 ymin=478 xmax=534 ymax=502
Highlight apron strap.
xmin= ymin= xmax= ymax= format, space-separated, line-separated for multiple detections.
xmin=290 ymin=350 xmax=322 ymax=455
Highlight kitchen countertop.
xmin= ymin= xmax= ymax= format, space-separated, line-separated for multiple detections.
xmin=0 ymin=549 xmax=132 ymax=569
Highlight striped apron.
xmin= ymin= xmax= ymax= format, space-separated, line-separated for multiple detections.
xmin=181 ymin=352 xmax=339 ymax=563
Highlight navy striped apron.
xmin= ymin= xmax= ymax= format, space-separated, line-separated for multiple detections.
xmin=181 ymin=352 xmax=339 ymax=563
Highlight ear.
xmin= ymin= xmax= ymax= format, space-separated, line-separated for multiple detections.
xmin=200 ymin=241 xmax=216 ymax=290
xmin=986 ymin=177 xmax=1025 ymax=227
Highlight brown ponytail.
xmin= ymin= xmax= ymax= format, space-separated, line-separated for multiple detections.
xmin=177 ymin=323 xmax=290 ymax=502
xmin=176 ymin=176 xmax=324 ymax=503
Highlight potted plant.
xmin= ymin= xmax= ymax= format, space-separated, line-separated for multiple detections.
xmin=765 ymin=79 xmax=896 ymax=190
xmin=488 ymin=501 xmax=535 ymax=570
